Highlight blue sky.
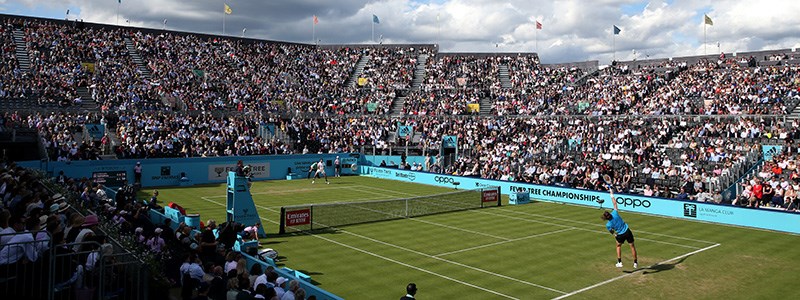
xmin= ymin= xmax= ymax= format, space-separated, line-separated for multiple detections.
xmin=2 ymin=0 xmax=798 ymax=64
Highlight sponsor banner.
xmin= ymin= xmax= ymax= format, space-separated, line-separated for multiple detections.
xmin=85 ymin=124 xmax=105 ymax=141
xmin=208 ymin=163 xmax=270 ymax=181
xmin=398 ymin=125 xmax=414 ymax=138
xmin=365 ymin=166 xmax=800 ymax=234
xmin=442 ymin=135 xmax=458 ymax=149
xmin=357 ymin=77 xmax=368 ymax=86
xmin=286 ymin=209 xmax=312 ymax=226
xmin=481 ymin=189 xmax=499 ymax=203
xmin=762 ymin=145 xmax=783 ymax=161
xmin=466 ymin=103 xmax=480 ymax=113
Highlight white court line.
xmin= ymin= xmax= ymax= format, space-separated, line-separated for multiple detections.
xmin=361 ymin=186 xmax=707 ymax=250
xmin=198 ymin=196 xmax=521 ymax=299
xmin=205 ymin=186 xmax=356 ymax=198
xmin=434 ymin=228 xmax=574 ymax=257
xmin=551 ymin=243 xmax=722 ymax=300
xmin=340 ymin=229 xmax=567 ymax=295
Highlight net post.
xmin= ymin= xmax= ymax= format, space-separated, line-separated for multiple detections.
xmin=496 ymin=186 xmax=501 ymax=207
xmin=279 ymin=207 xmax=286 ymax=234
xmin=310 ymin=205 xmax=314 ymax=231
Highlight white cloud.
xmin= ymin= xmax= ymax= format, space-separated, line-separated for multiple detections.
xmin=5 ymin=0 xmax=800 ymax=64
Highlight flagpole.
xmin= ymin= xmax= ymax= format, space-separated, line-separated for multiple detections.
xmin=223 ymin=6 xmax=226 ymax=35
xmin=372 ymin=20 xmax=375 ymax=43
xmin=535 ymin=24 xmax=538 ymax=53
xmin=313 ymin=18 xmax=316 ymax=44
xmin=704 ymin=23 xmax=707 ymax=56
xmin=116 ymin=2 xmax=120 ymax=25
xmin=613 ymin=33 xmax=616 ymax=61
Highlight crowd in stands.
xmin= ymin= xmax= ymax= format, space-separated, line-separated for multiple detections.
xmin=0 ymin=161 xmax=126 ymax=299
xmin=114 ymin=112 xmax=292 ymax=159
xmin=4 ymin=17 xmax=800 ymax=210
xmin=24 ymin=112 xmax=106 ymax=161
xmin=0 ymin=21 xmax=24 ymax=100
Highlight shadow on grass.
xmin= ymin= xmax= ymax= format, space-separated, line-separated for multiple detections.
xmin=624 ymin=255 xmax=690 ymax=275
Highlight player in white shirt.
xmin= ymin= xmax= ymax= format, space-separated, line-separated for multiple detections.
xmin=312 ymin=159 xmax=329 ymax=184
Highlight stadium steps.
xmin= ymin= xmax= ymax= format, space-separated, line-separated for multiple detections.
xmin=479 ymin=97 xmax=493 ymax=115
xmin=498 ymin=64 xmax=512 ymax=89
xmin=789 ymin=101 xmax=800 ymax=122
xmin=123 ymin=38 xmax=152 ymax=80
xmin=76 ymin=87 xmax=100 ymax=111
xmin=390 ymin=96 xmax=406 ymax=116
xmin=571 ymin=68 xmax=599 ymax=87
xmin=410 ymin=53 xmax=428 ymax=91
xmin=11 ymin=29 xmax=31 ymax=72
xmin=346 ymin=55 xmax=370 ymax=87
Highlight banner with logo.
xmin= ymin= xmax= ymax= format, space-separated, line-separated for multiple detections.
xmin=762 ymin=145 xmax=783 ymax=161
xmin=285 ymin=209 xmax=311 ymax=227
xmin=365 ymin=166 xmax=800 ymax=234
xmin=85 ymin=124 xmax=105 ymax=141
xmin=466 ymin=103 xmax=480 ymax=113
xmin=357 ymin=77 xmax=368 ymax=86
xmin=366 ymin=102 xmax=378 ymax=112
xmin=442 ymin=136 xmax=458 ymax=149
xmin=208 ymin=163 xmax=270 ymax=181
xmin=397 ymin=124 xmax=414 ymax=138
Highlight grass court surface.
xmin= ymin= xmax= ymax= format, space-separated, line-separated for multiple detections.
xmin=144 ymin=176 xmax=800 ymax=299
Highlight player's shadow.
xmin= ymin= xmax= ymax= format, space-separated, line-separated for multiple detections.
xmin=627 ymin=255 xmax=690 ymax=275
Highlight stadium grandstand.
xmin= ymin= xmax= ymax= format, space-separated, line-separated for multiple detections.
xmin=1 ymin=8 xmax=799 ymax=300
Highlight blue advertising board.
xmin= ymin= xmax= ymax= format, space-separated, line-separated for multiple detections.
xmin=19 ymin=153 xmax=363 ymax=188
xmin=363 ymin=166 xmax=800 ymax=234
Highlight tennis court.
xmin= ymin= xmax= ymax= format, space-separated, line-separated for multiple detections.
xmin=150 ymin=176 xmax=800 ymax=299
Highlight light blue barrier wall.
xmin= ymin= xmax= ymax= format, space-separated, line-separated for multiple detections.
xmin=362 ymin=155 xmax=433 ymax=168
xmin=362 ymin=166 xmax=800 ymax=234
xmin=19 ymin=153 xmax=362 ymax=187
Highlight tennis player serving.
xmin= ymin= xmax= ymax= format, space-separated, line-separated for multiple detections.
xmin=602 ymin=188 xmax=639 ymax=268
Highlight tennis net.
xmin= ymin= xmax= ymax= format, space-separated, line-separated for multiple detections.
xmin=279 ymin=186 xmax=500 ymax=233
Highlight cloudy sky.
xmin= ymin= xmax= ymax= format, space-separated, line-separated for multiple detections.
xmin=2 ymin=0 xmax=799 ymax=64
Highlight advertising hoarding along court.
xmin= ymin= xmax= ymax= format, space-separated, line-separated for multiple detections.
xmin=364 ymin=166 xmax=800 ymax=234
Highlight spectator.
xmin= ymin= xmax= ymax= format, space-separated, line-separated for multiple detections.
xmin=400 ymin=283 xmax=418 ymax=300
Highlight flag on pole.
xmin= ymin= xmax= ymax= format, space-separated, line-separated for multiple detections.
xmin=224 ymin=3 xmax=232 ymax=15
xmin=704 ymin=14 xmax=713 ymax=25
xmin=536 ymin=21 xmax=542 ymax=30
xmin=314 ymin=15 xmax=319 ymax=25
xmin=373 ymin=14 xmax=380 ymax=24
xmin=118 ymin=0 xmax=121 ymax=3
xmin=163 ymin=19 xmax=167 ymax=24
xmin=613 ymin=25 xmax=621 ymax=35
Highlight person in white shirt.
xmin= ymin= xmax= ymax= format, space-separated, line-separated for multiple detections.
xmin=0 ymin=212 xmax=16 ymax=246
xmin=0 ymin=217 xmax=41 ymax=265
